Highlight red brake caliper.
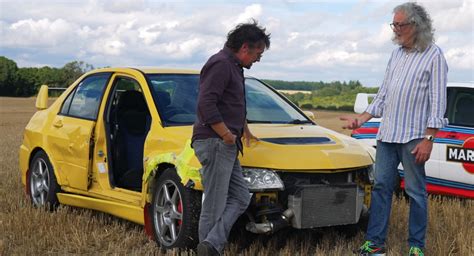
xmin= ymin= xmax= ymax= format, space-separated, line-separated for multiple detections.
xmin=178 ymin=199 xmax=183 ymax=226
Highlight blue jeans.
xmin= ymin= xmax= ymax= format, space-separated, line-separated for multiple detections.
xmin=192 ymin=138 xmax=251 ymax=253
xmin=365 ymin=139 xmax=428 ymax=248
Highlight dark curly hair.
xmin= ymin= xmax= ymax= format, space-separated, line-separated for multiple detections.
xmin=225 ymin=19 xmax=271 ymax=51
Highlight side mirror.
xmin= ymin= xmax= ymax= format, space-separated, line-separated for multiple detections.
xmin=354 ymin=93 xmax=376 ymax=114
xmin=36 ymin=85 xmax=49 ymax=110
xmin=303 ymin=110 xmax=315 ymax=121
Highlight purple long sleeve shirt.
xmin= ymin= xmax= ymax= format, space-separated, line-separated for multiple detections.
xmin=192 ymin=47 xmax=246 ymax=145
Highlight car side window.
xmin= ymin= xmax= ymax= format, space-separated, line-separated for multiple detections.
xmin=446 ymin=87 xmax=474 ymax=127
xmin=63 ymin=73 xmax=111 ymax=120
xmin=59 ymin=88 xmax=75 ymax=115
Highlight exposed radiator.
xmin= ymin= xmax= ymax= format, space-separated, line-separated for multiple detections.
xmin=288 ymin=183 xmax=364 ymax=228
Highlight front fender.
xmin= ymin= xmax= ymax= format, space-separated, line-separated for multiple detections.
xmin=142 ymin=140 xmax=202 ymax=204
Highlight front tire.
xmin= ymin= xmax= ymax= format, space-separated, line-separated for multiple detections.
xmin=28 ymin=151 xmax=60 ymax=211
xmin=151 ymin=168 xmax=201 ymax=249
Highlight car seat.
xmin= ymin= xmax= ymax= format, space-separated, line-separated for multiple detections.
xmin=114 ymin=90 xmax=150 ymax=191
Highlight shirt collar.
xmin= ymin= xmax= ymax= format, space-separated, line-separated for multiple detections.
xmin=222 ymin=46 xmax=243 ymax=68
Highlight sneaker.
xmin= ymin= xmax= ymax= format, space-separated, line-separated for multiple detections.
xmin=408 ymin=246 xmax=424 ymax=256
xmin=197 ymin=241 xmax=220 ymax=256
xmin=355 ymin=241 xmax=386 ymax=255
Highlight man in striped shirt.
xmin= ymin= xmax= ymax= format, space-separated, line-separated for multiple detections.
xmin=341 ymin=2 xmax=448 ymax=256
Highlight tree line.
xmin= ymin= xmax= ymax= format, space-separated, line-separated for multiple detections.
xmin=0 ymin=56 xmax=93 ymax=97
xmin=262 ymin=79 xmax=379 ymax=111
xmin=0 ymin=56 xmax=380 ymax=111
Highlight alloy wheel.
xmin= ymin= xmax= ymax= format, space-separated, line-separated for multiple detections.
xmin=30 ymin=158 xmax=51 ymax=207
xmin=153 ymin=180 xmax=183 ymax=246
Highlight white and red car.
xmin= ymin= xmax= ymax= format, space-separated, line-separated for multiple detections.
xmin=352 ymin=82 xmax=474 ymax=199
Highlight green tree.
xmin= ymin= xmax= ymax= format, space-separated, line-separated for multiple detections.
xmin=62 ymin=61 xmax=94 ymax=87
xmin=0 ymin=56 xmax=20 ymax=96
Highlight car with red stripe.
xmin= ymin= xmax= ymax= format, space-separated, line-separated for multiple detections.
xmin=352 ymin=82 xmax=474 ymax=198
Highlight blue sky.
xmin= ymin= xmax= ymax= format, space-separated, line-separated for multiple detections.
xmin=0 ymin=0 xmax=472 ymax=86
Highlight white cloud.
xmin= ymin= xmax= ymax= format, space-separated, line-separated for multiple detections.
xmin=431 ymin=0 xmax=473 ymax=33
xmin=0 ymin=0 xmax=472 ymax=85
xmin=445 ymin=46 xmax=474 ymax=70
xmin=235 ymin=4 xmax=263 ymax=25
xmin=301 ymin=50 xmax=380 ymax=67
xmin=5 ymin=18 xmax=75 ymax=47
xmin=102 ymin=0 xmax=146 ymax=13
xmin=369 ymin=23 xmax=393 ymax=47
xmin=287 ymin=32 xmax=299 ymax=42
xmin=104 ymin=40 xmax=126 ymax=56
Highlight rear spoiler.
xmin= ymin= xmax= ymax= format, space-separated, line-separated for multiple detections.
xmin=35 ymin=85 xmax=67 ymax=110
xmin=354 ymin=93 xmax=376 ymax=114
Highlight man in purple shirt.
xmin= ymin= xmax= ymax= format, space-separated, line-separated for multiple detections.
xmin=192 ymin=21 xmax=270 ymax=255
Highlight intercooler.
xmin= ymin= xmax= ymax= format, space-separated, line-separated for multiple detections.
xmin=287 ymin=183 xmax=365 ymax=229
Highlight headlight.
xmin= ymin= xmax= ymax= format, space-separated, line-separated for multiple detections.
xmin=242 ymin=168 xmax=285 ymax=192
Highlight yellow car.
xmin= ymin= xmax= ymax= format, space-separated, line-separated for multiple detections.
xmin=19 ymin=67 xmax=375 ymax=249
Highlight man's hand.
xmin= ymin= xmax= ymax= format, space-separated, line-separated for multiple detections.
xmin=243 ymin=122 xmax=258 ymax=147
xmin=411 ymin=139 xmax=433 ymax=164
xmin=243 ymin=129 xmax=258 ymax=147
xmin=222 ymin=131 xmax=237 ymax=145
xmin=340 ymin=112 xmax=373 ymax=130
xmin=340 ymin=116 xmax=362 ymax=130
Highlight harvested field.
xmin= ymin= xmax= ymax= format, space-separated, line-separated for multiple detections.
xmin=1 ymin=97 xmax=472 ymax=255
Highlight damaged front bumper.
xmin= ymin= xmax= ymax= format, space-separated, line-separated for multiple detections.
xmin=243 ymin=167 xmax=372 ymax=234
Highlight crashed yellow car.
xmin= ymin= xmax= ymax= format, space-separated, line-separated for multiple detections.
xmin=19 ymin=67 xmax=375 ymax=249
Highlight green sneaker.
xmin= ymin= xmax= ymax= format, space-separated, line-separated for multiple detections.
xmin=408 ymin=246 xmax=424 ymax=256
xmin=355 ymin=241 xmax=386 ymax=255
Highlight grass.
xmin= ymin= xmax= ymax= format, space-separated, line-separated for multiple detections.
xmin=1 ymin=97 xmax=472 ymax=255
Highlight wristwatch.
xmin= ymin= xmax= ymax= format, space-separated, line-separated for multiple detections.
xmin=424 ymin=135 xmax=434 ymax=142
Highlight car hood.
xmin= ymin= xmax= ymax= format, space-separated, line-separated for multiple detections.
xmin=149 ymin=124 xmax=373 ymax=172
xmin=240 ymin=124 xmax=373 ymax=171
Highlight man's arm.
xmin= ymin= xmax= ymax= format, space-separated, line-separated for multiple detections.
xmin=196 ymin=61 xmax=230 ymax=126
xmin=411 ymin=128 xmax=438 ymax=164
xmin=211 ymin=122 xmax=236 ymax=145
xmin=340 ymin=112 xmax=374 ymax=130
xmin=412 ymin=52 xmax=449 ymax=164
xmin=340 ymin=52 xmax=394 ymax=130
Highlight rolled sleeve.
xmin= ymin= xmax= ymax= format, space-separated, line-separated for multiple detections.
xmin=197 ymin=61 xmax=231 ymax=125
xmin=366 ymin=96 xmax=385 ymax=117
xmin=427 ymin=53 xmax=449 ymax=128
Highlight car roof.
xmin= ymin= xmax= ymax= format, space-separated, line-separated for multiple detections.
xmin=88 ymin=67 xmax=200 ymax=75
xmin=447 ymin=82 xmax=474 ymax=89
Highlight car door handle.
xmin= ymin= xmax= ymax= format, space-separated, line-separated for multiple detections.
xmin=52 ymin=120 xmax=63 ymax=128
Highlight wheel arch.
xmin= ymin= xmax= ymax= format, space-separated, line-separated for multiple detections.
xmin=28 ymin=147 xmax=65 ymax=187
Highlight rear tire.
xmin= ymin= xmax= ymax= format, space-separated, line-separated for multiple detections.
xmin=151 ymin=168 xmax=201 ymax=249
xmin=28 ymin=151 xmax=61 ymax=211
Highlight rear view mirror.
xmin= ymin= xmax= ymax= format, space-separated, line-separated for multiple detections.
xmin=354 ymin=93 xmax=376 ymax=114
xmin=36 ymin=85 xmax=49 ymax=110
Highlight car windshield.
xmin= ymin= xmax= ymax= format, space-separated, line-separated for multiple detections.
xmin=146 ymin=74 xmax=311 ymax=126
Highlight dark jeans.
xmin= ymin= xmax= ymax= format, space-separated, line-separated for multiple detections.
xmin=192 ymin=138 xmax=251 ymax=253
xmin=366 ymin=139 xmax=428 ymax=248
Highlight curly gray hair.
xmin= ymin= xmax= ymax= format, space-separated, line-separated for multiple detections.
xmin=393 ymin=2 xmax=434 ymax=51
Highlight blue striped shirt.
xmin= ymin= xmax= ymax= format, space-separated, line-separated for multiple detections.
xmin=366 ymin=44 xmax=449 ymax=143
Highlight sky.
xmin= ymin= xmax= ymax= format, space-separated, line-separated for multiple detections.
xmin=0 ymin=0 xmax=472 ymax=87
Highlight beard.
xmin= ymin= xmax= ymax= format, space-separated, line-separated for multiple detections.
xmin=392 ymin=33 xmax=402 ymax=46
